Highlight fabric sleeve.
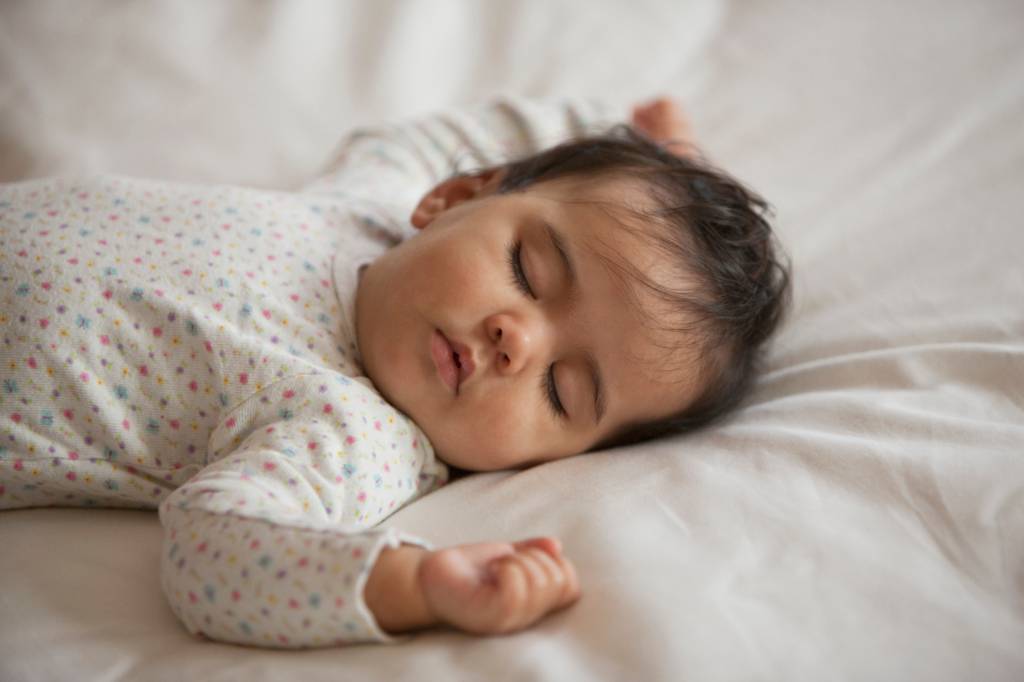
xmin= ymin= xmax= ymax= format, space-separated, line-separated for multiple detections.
xmin=301 ymin=96 xmax=626 ymax=242
xmin=158 ymin=372 xmax=447 ymax=649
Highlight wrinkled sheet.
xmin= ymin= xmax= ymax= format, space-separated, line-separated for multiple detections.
xmin=1 ymin=1 xmax=1022 ymax=680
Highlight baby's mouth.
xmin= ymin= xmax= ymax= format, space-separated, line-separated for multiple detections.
xmin=431 ymin=329 xmax=471 ymax=394
xmin=447 ymin=336 xmax=475 ymax=388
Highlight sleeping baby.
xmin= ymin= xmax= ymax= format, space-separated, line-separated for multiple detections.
xmin=0 ymin=97 xmax=790 ymax=647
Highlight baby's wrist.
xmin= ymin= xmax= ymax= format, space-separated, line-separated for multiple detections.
xmin=363 ymin=544 xmax=437 ymax=634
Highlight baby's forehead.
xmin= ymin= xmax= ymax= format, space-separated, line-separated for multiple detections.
xmin=545 ymin=177 xmax=697 ymax=306
xmin=537 ymin=171 xmax=659 ymax=214
xmin=545 ymin=179 xmax=709 ymax=402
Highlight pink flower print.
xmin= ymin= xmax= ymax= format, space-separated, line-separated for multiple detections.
xmin=282 ymin=389 xmax=295 ymax=399
xmin=169 ymin=419 xmax=180 ymax=429
xmin=307 ymin=441 xmax=317 ymax=451
xmin=249 ymin=540 xmax=260 ymax=550
xmin=288 ymin=598 xmax=300 ymax=609
xmin=67 ymin=257 xmax=78 ymax=265
xmin=181 ymin=268 xmax=192 ymax=276
xmin=352 ymin=546 xmax=364 ymax=558
xmin=66 ymin=472 xmax=76 ymax=481
xmin=79 ymin=372 xmax=90 ymax=382
xmin=225 ymin=417 xmax=237 ymax=429
xmin=238 ymin=372 xmax=248 ymax=385
xmin=152 ymin=327 xmax=163 ymax=337
xmin=41 ymin=282 xmax=51 ymax=290
xmin=334 ymin=597 xmax=345 ymax=608
xmin=204 ymin=341 xmax=213 ymax=352
xmin=154 ymin=289 xmax=164 ymax=298
xmin=262 ymin=309 xmax=272 ymax=320
xmin=374 ymin=420 xmax=382 ymax=431
xmin=38 ymin=318 xmax=49 ymax=329
xmin=102 ymin=290 xmax=112 ymax=300
xmin=122 ymin=419 xmax=131 ymax=431
xmin=99 ymin=335 xmax=110 ymax=345
xmin=26 ymin=357 xmax=37 ymax=369
xmin=322 ymin=403 xmax=333 ymax=414
xmin=289 ymin=294 xmax=299 ymax=302
xmin=63 ymin=409 xmax=74 ymax=421
xmin=10 ymin=413 xmax=21 ymax=424
xmin=188 ymin=380 xmax=198 ymax=391
xmin=13 ymin=460 xmax=23 ymax=471
xmin=263 ymin=461 xmax=276 ymax=472
xmin=188 ymin=591 xmax=198 ymax=604
xmin=213 ymin=302 xmax=223 ymax=311
xmin=356 ymin=492 xmax=367 ymax=504
xmin=345 ymin=435 xmax=356 ymax=445
xmin=231 ymin=590 xmax=241 ymax=602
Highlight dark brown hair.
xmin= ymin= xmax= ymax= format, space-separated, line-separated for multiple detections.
xmin=476 ymin=125 xmax=791 ymax=450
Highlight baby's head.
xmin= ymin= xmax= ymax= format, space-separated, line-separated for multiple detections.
xmin=355 ymin=126 xmax=790 ymax=471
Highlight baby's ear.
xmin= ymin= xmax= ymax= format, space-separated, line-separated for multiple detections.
xmin=410 ymin=168 xmax=505 ymax=230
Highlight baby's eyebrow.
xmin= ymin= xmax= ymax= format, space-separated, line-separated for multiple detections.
xmin=545 ymin=220 xmax=605 ymax=425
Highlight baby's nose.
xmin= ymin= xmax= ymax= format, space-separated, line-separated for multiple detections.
xmin=485 ymin=313 xmax=534 ymax=376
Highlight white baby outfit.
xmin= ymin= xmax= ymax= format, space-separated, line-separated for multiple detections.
xmin=0 ymin=97 xmax=617 ymax=647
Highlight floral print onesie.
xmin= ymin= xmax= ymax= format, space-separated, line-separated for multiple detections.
xmin=0 ymin=97 xmax=617 ymax=648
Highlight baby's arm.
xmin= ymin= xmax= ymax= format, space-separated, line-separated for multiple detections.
xmin=158 ymin=373 xmax=445 ymax=648
xmin=302 ymin=97 xmax=623 ymax=240
xmin=158 ymin=373 xmax=578 ymax=647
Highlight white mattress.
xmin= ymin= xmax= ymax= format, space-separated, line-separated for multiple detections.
xmin=1 ymin=1 xmax=1022 ymax=680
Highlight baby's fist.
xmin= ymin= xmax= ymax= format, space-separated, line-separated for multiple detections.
xmin=418 ymin=537 xmax=581 ymax=635
xmin=631 ymin=96 xmax=696 ymax=158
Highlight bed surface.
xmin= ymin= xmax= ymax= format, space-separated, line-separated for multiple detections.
xmin=1 ymin=1 xmax=1023 ymax=680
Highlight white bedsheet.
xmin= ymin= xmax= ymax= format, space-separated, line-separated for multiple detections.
xmin=1 ymin=1 xmax=1022 ymax=680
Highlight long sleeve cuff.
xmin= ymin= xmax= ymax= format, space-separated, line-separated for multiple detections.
xmin=160 ymin=504 xmax=432 ymax=648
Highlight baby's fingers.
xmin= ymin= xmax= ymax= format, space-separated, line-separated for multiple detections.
xmin=522 ymin=546 xmax=580 ymax=611
xmin=487 ymin=550 xmax=579 ymax=632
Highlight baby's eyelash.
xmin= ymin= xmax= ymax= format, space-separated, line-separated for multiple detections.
xmin=506 ymin=240 xmax=562 ymax=420
xmin=540 ymin=365 xmax=568 ymax=420
xmin=505 ymin=239 xmax=535 ymax=299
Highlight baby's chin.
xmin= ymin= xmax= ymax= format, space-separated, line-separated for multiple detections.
xmin=428 ymin=437 xmax=507 ymax=473
xmin=429 ymin=443 xmax=486 ymax=472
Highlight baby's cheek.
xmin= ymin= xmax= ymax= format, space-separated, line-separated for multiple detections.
xmin=463 ymin=399 xmax=544 ymax=465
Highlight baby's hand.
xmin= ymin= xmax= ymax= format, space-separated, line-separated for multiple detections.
xmin=630 ymin=96 xmax=696 ymax=158
xmin=418 ymin=536 xmax=581 ymax=635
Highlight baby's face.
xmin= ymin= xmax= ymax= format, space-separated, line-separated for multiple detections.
xmin=355 ymin=173 xmax=701 ymax=471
